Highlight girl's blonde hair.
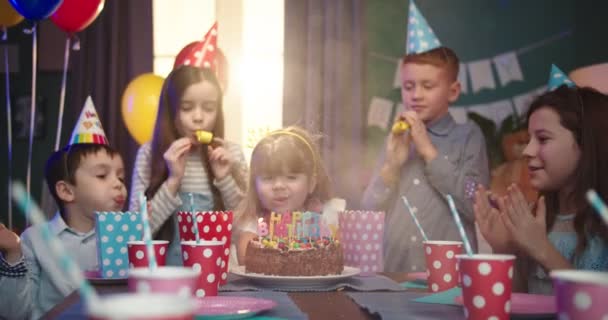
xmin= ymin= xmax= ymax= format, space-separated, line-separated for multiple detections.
xmin=235 ymin=126 xmax=331 ymax=226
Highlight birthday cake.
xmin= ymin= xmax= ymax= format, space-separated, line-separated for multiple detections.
xmin=245 ymin=237 xmax=344 ymax=276
xmin=245 ymin=211 xmax=344 ymax=276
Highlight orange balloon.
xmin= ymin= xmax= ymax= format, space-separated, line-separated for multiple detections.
xmin=121 ymin=73 xmax=164 ymax=145
xmin=0 ymin=0 xmax=24 ymax=28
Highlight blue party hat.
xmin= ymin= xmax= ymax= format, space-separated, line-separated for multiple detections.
xmin=548 ymin=64 xmax=575 ymax=91
xmin=406 ymin=0 xmax=441 ymax=54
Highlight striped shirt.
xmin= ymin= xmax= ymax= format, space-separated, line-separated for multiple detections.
xmin=128 ymin=141 xmax=247 ymax=233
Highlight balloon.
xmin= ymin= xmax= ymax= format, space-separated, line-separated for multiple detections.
xmin=8 ymin=0 xmax=63 ymax=20
xmin=121 ymin=73 xmax=164 ymax=145
xmin=50 ymin=0 xmax=104 ymax=33
xmin=0 ymin=0 xmax=24 ymax=28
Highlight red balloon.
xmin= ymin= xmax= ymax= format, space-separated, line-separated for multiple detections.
xmin=50 ymin=0 xmax=104 ymax=33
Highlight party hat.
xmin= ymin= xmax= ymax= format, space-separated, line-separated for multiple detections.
xmin=174 ymin=22 xmax=218 ymax=70
xmin=406 ymin=0 xmax=441 ymax=54
xmin=69 ymin=96 xmax=109 ymax=146
xmin=548 ymin=64 xmax=575 ymax=91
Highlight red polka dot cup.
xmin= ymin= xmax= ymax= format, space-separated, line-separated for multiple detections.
xmin=338 ymin=210 xmax=385 ymax=276
xmin=127 ymin=240 xmax=169 ymax=268
xmin=456 ymin=254 xmax=516 ymax=320
xmin=423 ymin=240 xmax=463 ymax=292
xmin=87 ymin=293 xmax=196 ymax=320
xmin=180 ymin=240 xmax=223 ymax=298
xmin=128 ymin=266 xmax=200 ymax=297
xmin=176 ymin=211 xmax=233 ymax=285
xmin=551 ymin=270 xmax=608 ymax=320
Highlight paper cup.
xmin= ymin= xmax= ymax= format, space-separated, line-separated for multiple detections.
xmin=181 ymin=240 xmax=223 ymax=298
xmin=551 ymin=270 xmax=608 ymax=320
xmin=338 ymin=210 xmax=385 ymax=275
xmin=87 ymin=293 xmax=196 ymax=320
xmin=127 ymin=240 xmax=169 ymax=268
xmin=423 ymin=240 xmax=463 ymax=292
xmin=128 ymin=266 xmax=200 ymax=297
xmin=456 ymin=254 xmax=516 ymax=320
xmin=177 ymin=211 xmax=233 ymax=285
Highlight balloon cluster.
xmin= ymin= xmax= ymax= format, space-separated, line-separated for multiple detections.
xmin=1 ymin=0 xmax=104 ymax=31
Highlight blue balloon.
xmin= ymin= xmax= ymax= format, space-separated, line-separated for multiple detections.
xmin=9 ymin=0 xmax=63 ymax=20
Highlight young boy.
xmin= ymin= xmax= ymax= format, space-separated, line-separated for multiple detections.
xmin=0 ymin=97 xmax=127 ymax=319
xmin=362 ymin=32 xmax=489 ymax=271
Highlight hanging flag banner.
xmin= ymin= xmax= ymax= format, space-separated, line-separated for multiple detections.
xmin=458 ymin=63 xmax=469 ymax=94
xmin=468 ymin=59 xmax=496 ymax=93
xmin=493 ymin=51 xmax=524 ymax=86
xmin=367 ymin=97 xmax=394 ymax=130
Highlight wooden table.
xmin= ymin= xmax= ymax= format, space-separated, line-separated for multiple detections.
xmin=43 ymin=273 xmax=415 ymax=319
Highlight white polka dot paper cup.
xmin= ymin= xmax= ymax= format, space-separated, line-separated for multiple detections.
xmin=456 ymin=254 xmax=516 ymax=320
xmin=180 ymin=240 xmax=224 ymax=298
xmin=551 ymin=270 xmax=608 ymax=320
xmin=338 ymin=210 xmax=385 ymax=276
xmin=128 ymin=266 xmax=200 ymax=297
xmin=127 ymin=240 xmax=169 ymax=268
xmin=423 ymin=240 xmax=463 ymax=292
xmin=87 ymin=293 xmax=196 ymax=320
xmin=176 ymin=211 xmax=233 ymax=285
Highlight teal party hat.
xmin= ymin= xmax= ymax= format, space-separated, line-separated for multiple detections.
xmin=406 ymin=0 xmax=442 ymax=54
xmin=548 ymin=64 xmax=575 ymax=91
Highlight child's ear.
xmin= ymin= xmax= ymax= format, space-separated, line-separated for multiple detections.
xmin=448 ymin=80 xmax=461 ymax=103
xmin=55 ymin=181 xmax=76 ymax=203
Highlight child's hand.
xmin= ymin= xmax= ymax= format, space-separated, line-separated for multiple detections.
xmin=402 ymin=111 xmax=438 ymax=162
xmin=500 ymin=185 xmax=548 ymax=259
xmin=0 ymin=223 xmax=22 ymax=263
xmin=384 ymin=123 xmax=411 ymax=170
xmin=208 ymin=138 xmax=234 ymax=180
xmin=164 ymin=137 xmax=193 ymax=187
xmin=473 ymin=185 xmax=513 ymax=253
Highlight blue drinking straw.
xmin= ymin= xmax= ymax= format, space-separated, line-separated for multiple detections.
xmin=11 ymin=181 xmax=99 ymax=306
xmin=189 ymin=193 xmax=200 ymax=244
xmin=586 ymin=189 xmax=608 ymax=226
xmin=446 ymin=194 xmax=473 ymax=256
xmin=139 ymin=193 xmax=157 ymax=270
xmin=401 ymin=196 xmax=428 ymax=241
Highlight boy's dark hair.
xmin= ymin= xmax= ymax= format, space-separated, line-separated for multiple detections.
xmin=402 ymin=46 xmax=460 ymax=82
xmin=45 ymin=143 xmax=121 ymax=214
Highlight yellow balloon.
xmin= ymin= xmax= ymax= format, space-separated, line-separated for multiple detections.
xmin=121 ymin=73 xmax=164 ymax=145
xmin=0 ymin=0 xmax=24 ymax=28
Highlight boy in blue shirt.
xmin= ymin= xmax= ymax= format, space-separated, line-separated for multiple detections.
xmin=0 ymin=97 xmax=127 ymax=319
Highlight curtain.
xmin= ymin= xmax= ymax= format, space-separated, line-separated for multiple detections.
xmin=283 ymin=0 xmax=367 ymax=206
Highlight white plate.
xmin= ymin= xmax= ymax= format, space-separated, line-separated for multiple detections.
xmin=231 ymin=266 xmax=360 ymax=289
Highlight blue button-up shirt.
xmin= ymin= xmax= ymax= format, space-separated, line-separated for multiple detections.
xmin=362 ymin=113 xmax=490 ymax=272
xmin=0 ymin=213 xmax=98 ymax=320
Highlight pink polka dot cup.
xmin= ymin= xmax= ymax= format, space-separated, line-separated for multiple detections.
xmin=338 ymin=210 xmax=385 ymax=275
xmin=551 ymin=270 xmax=608 ymax=320
xmin=87 ymin=293 xmax=196 ymax=320
xmin=423 ymin=240 xmax=463 ymax=292
xmin=128 ymin=266 xmax=200 ymax=297
xmin=176 ymin=211 xmax=233 ymax=285
xmin=127 ymin=240 xmax=169 ymax=268
xmin=456 ymin=254 xmax=516 ymax=320
xmin=180 ymin=240 xmax=223 ymax=298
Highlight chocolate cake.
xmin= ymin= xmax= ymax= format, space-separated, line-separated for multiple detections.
xmin=245 ymin=237 xmax=344 ymax=276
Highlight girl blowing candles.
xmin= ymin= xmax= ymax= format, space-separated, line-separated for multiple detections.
xmin=474 ymin=85 xmax=608 ymax=294
xmin=235 ymin=126 xmax=337 ymax=265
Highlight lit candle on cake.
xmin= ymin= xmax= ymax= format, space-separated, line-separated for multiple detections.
xmin=257 ymin=217 xmax=268 ymax=237
xmin=291 ymin=211 xmax=302 ymax=239
xmin=269 ymin=212 xmax=281 ymax=240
